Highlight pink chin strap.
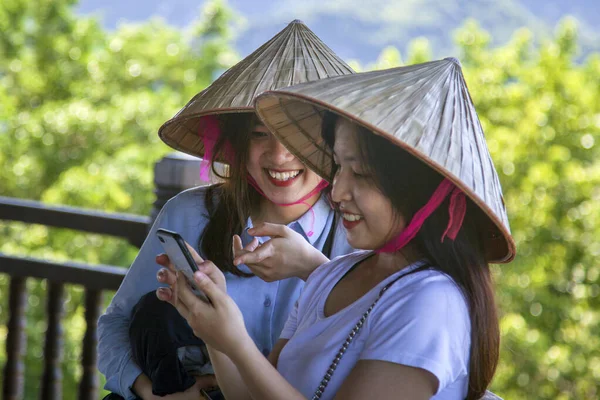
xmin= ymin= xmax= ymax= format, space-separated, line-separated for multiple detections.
xmin=198 ymin=115 xmax=329 ymax=238
xmin=376 ymin=178 xmax=467 ymax=253
xmin=247 ymin=176 xmax=329 ymax=237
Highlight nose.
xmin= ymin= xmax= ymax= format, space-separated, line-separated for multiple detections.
xmin=331 ymin=169 xmax=351 ymax=204
xmin=267 ymin=137 xmax=295 ymax=165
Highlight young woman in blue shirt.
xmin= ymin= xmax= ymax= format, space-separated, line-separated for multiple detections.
xmin=97 ymin=20 xmax=355 ymax=400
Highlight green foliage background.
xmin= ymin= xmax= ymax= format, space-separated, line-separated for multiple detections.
xmin=0 ymin=0 xmax=598 ymax=399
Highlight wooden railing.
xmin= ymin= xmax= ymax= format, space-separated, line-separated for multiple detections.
xmin=0 ymin=196 xmax=150 ymax=248
xmin=0 ymin=154 xmax=505 ymax=400
xmin=0 ymin=201 xmax=147 ymax=400
xmin=0 ymin=153 xmax=205 ymax=400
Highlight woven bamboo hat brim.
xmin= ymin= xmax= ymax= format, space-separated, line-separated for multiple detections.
xmin=158 ymin=19 xmax=354 ymax=160
xmin=255 ymin=58 xmax=515 ymax=263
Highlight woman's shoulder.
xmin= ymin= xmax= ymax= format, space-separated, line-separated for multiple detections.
xmin=151 ymin=184 xmax=223 ymax=232
xmin=362 ymin=267 xmax=471 ymax=394
xmin=162 ymin=184 xmax=221 ymax=215
xmin=372 ymin=266 xmax=470 ymax=331
xmin=390 ymin=267 xmax=466 ymax=307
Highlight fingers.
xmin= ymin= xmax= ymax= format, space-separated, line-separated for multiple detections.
xmin=232 ymin=235 xmax=260 ymax=255
xmin=156 ymin=254 xmax=177 ymax=274
xmin=172 ymin=269 xmax=200 ymax=312
xmin=156 ymin=286 xmax=173 ymax=302
xmin=192 ymin=271 xmax=226 ymax=305
xmin=157 ymin=267 xmax=177 ymax=286
xmin=156 ymin=253 xmax=169 ymax=267
xmin=234 ymin=242 xmax=275 ymax=266
xmin=232 ymin=235 xmax=260 ymax=265
xmin=232 ymin=235 xmax=244 ymax=258
xmin=156 ymin=286 xmax=191 ymax=319
xmin=196 ymin=260 xmax=226 ymax=289
xmin=247 ymin=222 xmax=290 ymax=238
xmin=244 ymin=237 xmax=260 ymax=252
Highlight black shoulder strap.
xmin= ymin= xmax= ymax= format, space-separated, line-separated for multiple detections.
xmin=378 ymin=262 xmax=433 ymax=296
xmin=322 ymin=215 xmax=337 ymax=259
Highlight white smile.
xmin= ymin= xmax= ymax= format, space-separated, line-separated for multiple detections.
xmin=267 ymin=169 xmax=301 ymax=181
xmin=342 ymin=212 xmax=362 ymax=222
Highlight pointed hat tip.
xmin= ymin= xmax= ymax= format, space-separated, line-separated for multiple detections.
xmin=290 ymin=19 xmax=305 ymax=24
xmin=444 ymin=57 xmax=462 ymax=68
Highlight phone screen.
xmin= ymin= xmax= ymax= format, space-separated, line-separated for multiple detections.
xmin=156 ymin=228 xmax=209 ymax=302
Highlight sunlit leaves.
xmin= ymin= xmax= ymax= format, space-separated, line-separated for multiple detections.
xmin=1 ymin=0 xmax=599 ymax=398
xmin=0 ymin=0 xmax=235 ymax=398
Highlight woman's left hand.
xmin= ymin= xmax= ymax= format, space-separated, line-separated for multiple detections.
xmin=156 ymin=249 xmax=252 ymax=357
xmin=233 ymin=222 xmax=329 ymax=282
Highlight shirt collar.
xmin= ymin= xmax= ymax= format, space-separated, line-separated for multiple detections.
xmin=245 ymin=194 xmax=332 ymax=246
xmin=293 ymin=194 xmax=331 ymax=245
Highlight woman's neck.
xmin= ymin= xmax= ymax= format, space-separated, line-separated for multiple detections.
xmin=369 ymin=244 xmax=424 ymax=277
xmin=252 ymin=192 xmax=322 ymax=225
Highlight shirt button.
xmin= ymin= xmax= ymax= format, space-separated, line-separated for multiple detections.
xmin=264 ymin=297 xmax=272 ymax=307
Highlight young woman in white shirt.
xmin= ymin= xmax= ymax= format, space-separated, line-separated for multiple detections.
xmin=155 ymin=58 xmax=515 ymax=400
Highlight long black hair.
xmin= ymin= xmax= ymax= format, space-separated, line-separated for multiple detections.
xmin=200 ymin=113 xmax=261 ymax=277
xmin=321 ymin=112 xmax=499 ymax=400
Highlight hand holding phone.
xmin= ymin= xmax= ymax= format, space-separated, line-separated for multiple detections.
xmin=156 ymin=228 xmax=209 ymax=302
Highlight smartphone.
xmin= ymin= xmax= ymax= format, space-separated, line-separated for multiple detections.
xmin=201 ymin=388 xmax=224 ymax=400
xmin=156 ymin=228 xmax=209 ymax=302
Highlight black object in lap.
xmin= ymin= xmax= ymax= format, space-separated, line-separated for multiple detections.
xmin=101 ymin=394 xmax=129 ymax=400
xmin=129 ymin=291 xmax=205 ymax=396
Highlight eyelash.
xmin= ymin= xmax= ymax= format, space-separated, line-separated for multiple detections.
xmin=251 ymin=131 xmax=269 ymax=139
xmin=333 ymin=163 xmax=368 ymax=178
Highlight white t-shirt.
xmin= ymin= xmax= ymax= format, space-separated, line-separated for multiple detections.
xmin=277 ymin=250 xmax=471 ymax=400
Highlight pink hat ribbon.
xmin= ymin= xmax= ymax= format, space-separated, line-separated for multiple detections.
xmin=376 ymin=178 xmax=466 ymax=253
xmin=199 ymin=116 xmax=233 ymax=181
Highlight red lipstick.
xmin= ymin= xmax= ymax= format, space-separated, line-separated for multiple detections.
xmin=342 ymin=218 xmax=362 ymax=230
xmin=265 ymin=169 xmax=302 ymax=187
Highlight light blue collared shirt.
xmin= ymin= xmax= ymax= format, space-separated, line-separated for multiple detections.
xmin=97 ymin=185 xmax=353 ymax=399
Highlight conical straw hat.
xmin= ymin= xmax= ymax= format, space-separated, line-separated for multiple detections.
xmin=158 ymin=20 xmax=354 ymax=160
xmin=254 ymin=58 xmax=515 ymax=263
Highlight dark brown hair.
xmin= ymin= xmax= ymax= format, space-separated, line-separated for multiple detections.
xmin=199 ymin=113 xmax=261 ymax=277
xmin=322 ymin=112 xmax=499 ymax=399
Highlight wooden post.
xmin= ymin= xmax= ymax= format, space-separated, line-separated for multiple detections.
xmin=2 ymin=277 xmax=27 ymax=400
xmin=150 ymin=152 xmax=206 ymax=225
xmin=78 ymin=289 xmax=103 ymax=400
xmin=40 ymin=282 xmax=65 ymax=400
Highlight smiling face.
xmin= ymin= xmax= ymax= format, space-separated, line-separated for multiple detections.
xmin=246 ymin=121 xmax=323 ymax=205
xmin=331 ymin=118 xmax=406 ymax=250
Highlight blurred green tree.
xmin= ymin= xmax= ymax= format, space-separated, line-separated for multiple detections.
xmin=1 ymin=1 xmax=599 ymax=399
xmin=457 ymin=19 xmax=599 ymax=400
xmin=0 ymin=0 xmax=237 ymax=398
xmin=359 ymin=18 xmax=600 ymax=400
